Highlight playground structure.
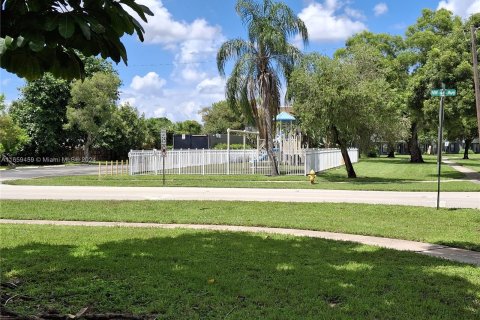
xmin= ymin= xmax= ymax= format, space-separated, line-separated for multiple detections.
xmin=129 ymin=111 xmax=359 ymax=175
xmin=128 ymin=147 xmax=358 ymax=176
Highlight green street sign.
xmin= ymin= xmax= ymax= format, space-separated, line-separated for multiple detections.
xmin=431 ymin=89 xmax=457 ymax=97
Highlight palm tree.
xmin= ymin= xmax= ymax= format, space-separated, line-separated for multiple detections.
xmin=217 ymin=0 xmax=308 ymax=176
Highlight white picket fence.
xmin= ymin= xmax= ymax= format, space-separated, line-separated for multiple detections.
xmin=305 ymin=148 xmax=359 ymax=173
xmin=128 ymin=148 xmax=358 ymax=176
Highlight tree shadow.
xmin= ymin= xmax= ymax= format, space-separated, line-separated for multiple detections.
xmin=318 ymin=157 xmax=466 ymax=184
xmin=1 ymin=230 xmax=479 ymax=319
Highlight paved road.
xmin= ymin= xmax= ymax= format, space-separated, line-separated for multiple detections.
xmin=1 ymin=219 xmax=479 ymax=265
xmin=1 ymin=184 xmax=479 ymax=209
xmin=0 ymin=165 xmax=98 ymax=181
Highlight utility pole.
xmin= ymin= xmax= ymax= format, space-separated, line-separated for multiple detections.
xmin=471 ymin=26 xmax=480 ymax=140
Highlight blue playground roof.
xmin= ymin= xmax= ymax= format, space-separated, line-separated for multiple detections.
xmin=276 ymin=111 xmax=296 ymax=122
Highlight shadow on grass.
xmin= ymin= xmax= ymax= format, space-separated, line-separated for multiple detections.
xmin=318 ymin=160 xmax=465 ymax=183
xmin=2 ymin=230 xmax=479 ymax=319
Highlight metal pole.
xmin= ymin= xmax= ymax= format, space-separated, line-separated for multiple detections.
xmin=162 ymin=154 xmax=165 ymax=186
xmin=436 ymin=84 xmax=445 ymax=210
xmin=471 ymin=26 xmax=480 ymax=140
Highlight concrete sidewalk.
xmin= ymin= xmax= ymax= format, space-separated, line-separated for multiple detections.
xmin=1 ymin=184 xmax=479 ymax=209
xmin=1 ymin=219 xmax=479 ymax=266
xmin=443 ymin=159 xmax=480 ymax=184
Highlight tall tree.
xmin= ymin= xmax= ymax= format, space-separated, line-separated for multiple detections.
xmin=0 ymin=0 xmax=153 ymax=80
xmin=289 ymin=48 xmax=391 ymax=178
xmin=200 ymin=100 xmax=246 ymax=134
xmin=422 ymin=13 xmax=480 ymax=159
xmin=144 ymin=117 xmax=174 ymax=149
xmin=0 ymin=95 xmax=29 ymax=157
xmin=10 ymin=73 xmax=71 ymax=157
xmin=404 ymin=9 xmax=461 ymax=162
xmin=217 ymin=0 xmax=308 ymax=176
xmin=65 ymin=72 xmax=120 ymax=160
xmin=10 ymin=57 xmax=116 ymax=157
xmin=174 ymin=120 xmax=202 ymax=135
xmin=100 ymin=103 xmax=147 ymax=159
xmin=336 ymin=31 xmax=411 ymax=157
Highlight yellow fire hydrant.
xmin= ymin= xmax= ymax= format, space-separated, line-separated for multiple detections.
xmin=307 ymin=169 xmax=316 ymax=184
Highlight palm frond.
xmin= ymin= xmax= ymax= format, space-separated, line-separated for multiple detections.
xmin=217 ymin=39 xmax=255 ymax=77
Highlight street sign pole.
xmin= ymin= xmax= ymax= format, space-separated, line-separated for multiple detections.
xmin=161 ymin=129 xmax=167 ymax=186
xmin=431 ymin=84 xmax=456 ymax=209
xmin=436 ymin=84 xmax=445 ymax=210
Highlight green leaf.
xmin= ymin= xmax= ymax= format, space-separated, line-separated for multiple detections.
xmin=85 ymin=17 xmax=106 ymax=34
xmin=138 ymin=4 xmax=154 ymax=17
xmin=4 ymin=36 xmax=14 ymax=48
xmin=29 ymin=38 xmax=45 ymax=52
xmin=44 ymin=17 xmax=58 ymax=32
xmin=16 ymin=36 xmax=27 ymax=48
xmin=58 ymin=17 xmax=75 ymax=39
xmin=0 ymin=38 xmax=6 ymax=55
xmin=74 ymin=16 xmax=91 ymax=40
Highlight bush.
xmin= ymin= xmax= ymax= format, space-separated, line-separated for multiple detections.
xmin=213 ymin=143 xmax=249 ymax=150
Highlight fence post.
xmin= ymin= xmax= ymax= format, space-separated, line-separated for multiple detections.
xmin=202 ymin=149 xmax=205 ymax=175
xmin=227 ymin=128 xmax=230 ymax=175
xmin=303 ymin=149 xmax=307 ymax=175
xmin=154 ymin=149 xmax=158 ymax=175
xmin=178 ymin=150 xmax=181 ymax=174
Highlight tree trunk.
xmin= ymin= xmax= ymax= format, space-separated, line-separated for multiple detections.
xmin=387 ymin=143 xmax=395 ymax=158
xmin=464 ymin=138 xmax=472 ymax=159
xmin=263 ymin=104 xmax=279 ymax=176
xmin=332 ymin=126 xmax=356 ymax=178
xmin=407 ymin=122 xmax=424 ymax=163
xmin=83 ymin=134 xmax=92 ymax=161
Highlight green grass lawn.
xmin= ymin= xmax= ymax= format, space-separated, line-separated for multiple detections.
xmin=445 ymin=153 xmax=480 ymax=173
xmin=2 ymin=200 xmax=479 ymax=251
xmin=4 ymin=156 xmax=480 ymax=191
xmin=1 ymin=224 xmax=479 ymax=319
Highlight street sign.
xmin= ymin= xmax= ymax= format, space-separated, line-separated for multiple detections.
xmin=431 ymin=89 xmax=457 ymax=97
xmin=160 ymin=129 xmax=167 ymax=186
xmin=160 ymin=129 xmax=167 ymax=148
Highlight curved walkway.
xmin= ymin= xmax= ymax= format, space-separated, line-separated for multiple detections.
xmin=443 ymin=159 xmax=480 ymax=184
xmin=1 ymin=219 xmax=479 ymax=266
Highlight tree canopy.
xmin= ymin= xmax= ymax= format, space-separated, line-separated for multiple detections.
xmin=289 ymin=46 xmax=393 ymax=178
xmin=0 ymin=95 xmax=29 ymax=157
xmin=200 ymin=101 xmax=247 ymax=134
xmin=0 ymin=0 xmax=153 ymax=80
xmin=65 ymin=72 xmax=121 ymax=160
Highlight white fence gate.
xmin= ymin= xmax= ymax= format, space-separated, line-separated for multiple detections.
xmin=128 ymin=148 xmax=358 ymax=176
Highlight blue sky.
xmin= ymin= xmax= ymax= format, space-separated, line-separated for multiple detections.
xmin=1 ymin=0 xmax=479 ymax=122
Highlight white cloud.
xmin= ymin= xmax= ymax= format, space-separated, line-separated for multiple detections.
xmin=130 ymin=72 xmax=166 ymax=94
xmin=345 ymin=7 xmax=366 ymax=20
xmin=196 ymin=77 xmax=225 ymax=95
xmin=134 ymin=0 xmax=225 ymax=83
xmin=373 ymin=3 xmax=388 ymax=16
xmin=297 ymin=0 xmax=367 ymax=43
xmin=437 ymin=0 xmax=480 ymax=18
xmin=121 ymin=75 xmax=225 ymax=122
xmin=119 ymin=0 xmax=228 ymax=122
xmin=153 ymin=107 xmax=166 ymax=117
